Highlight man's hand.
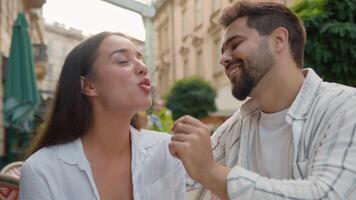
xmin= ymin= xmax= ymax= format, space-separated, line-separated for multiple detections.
xmin=169 ymin=115 xmax=230 ymax=199
xmin=169 ymin=115 xmax=214 ymax=181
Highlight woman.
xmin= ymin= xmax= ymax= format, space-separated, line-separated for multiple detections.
xmin=19 ymin=32 xmax=186 ymax=200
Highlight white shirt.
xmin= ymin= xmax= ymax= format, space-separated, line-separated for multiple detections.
xmin=250 ymin=109 xmax=293 ymax=179
xmin=187 ymin=68 xmax=356 ymax=199
xmin=20 ymin=127 xmax=186 ymax=200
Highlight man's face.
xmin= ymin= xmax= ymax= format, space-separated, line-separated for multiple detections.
xmin=220 ymin=17 xmax=274 ymax=100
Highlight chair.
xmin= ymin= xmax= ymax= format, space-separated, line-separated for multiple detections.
xmin=0 ymin=161 xmax=23 ymax=179
xmin=0 ymin=174 xmax=19 ymax=200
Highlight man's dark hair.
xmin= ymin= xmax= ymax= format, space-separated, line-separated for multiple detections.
xmin=219 ymin=0 xmax=306 ymax=68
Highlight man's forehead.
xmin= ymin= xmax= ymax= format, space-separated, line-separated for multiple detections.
xmin=223 ymin=17 xmax=248 ymax=40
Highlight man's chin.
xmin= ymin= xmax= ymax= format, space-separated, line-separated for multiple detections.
xmin=233 ymin=93 xmax=248 ymax=101
xmin=231 ymin=84 xmax=253 ymax=101
xmin=232 ymin=89 xmax=249 ymax=101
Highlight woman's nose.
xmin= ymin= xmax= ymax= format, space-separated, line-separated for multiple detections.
xmin=136 ymin=59 xmax=148 ymax=75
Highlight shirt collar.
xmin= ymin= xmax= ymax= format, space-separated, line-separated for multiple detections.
xmin=286 ymin=68 xmax=322 ymax=123
xmin=57 ymin=138 xmax=85 ymax=166
xmin=239 ymin=68 xmax=322 ymax=121
xmin=240 ymin=98 xmax=260 ymax=117
xmin=57 ymin=126 xmax=160 ymax=166
xmin=56 ymin=126 xmax=161 ymax=200
xmin=130 ymin=126 xmax=160 ymax=149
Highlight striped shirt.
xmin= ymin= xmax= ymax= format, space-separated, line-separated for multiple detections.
xmin=187 ymin=68 xmax=356 ymax=200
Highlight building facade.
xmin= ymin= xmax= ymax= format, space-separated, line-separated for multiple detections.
xmin=152 ymin=0 xmax=295 ymax=119
xmin=0 ymin=0 xmax=46 ymax=158
xmin=41 ymin=23 xmax=86 ymax=97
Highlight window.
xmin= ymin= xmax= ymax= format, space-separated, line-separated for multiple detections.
xmin=212 ymin=39 xmax=223 ymax=75
xmin=158 ymin=23 xmax=169 ymax=53
xmin=6 ymin=2 xmax=12 ymax=33
xmin=183 ymin=58 xmax=189 ymax=76
xmin=194 ymin=0 xmax=203 ymax=26
xmin=212 ymin=0 xmax=220 ymax=12
xmin=182 ymin=9 xmax=188 ymax=37
xmin=157 ymin=32 xmax=162 ymax=55
xmin=159 ymin=64 xmax=170 ymax=95
xmin=162 ymin=24 xmax=169 ymax=51
xmin=196 ymin=50 xmax=204 ymax=75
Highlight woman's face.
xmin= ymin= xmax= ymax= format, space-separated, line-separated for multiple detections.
xmin=88 ymin=35 xmax=152 ymax=113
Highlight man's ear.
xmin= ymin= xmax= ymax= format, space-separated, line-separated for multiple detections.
xmin=80 ymin=76 xmax=98 ymax=97
xmin=271 ymin=27 xmax=289 ymax=53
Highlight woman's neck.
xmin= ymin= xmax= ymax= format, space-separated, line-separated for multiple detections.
xmin=82 ymin=110 xmax=134 ymax=158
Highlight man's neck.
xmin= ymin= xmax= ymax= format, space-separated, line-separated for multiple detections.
xmin=252 ymin=63 xmax=305 ymax=113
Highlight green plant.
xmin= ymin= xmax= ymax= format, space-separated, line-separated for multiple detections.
xmin=292 ymin=0 xmax=356 ymax=86
xmin=166 ymin=76 xmax=217 ymax=120
xmin=147 ymin=107 xmax=174 ymax=132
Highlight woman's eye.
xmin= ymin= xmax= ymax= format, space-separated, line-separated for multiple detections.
xmin=118 ymin=60 xmax=129 ymax=65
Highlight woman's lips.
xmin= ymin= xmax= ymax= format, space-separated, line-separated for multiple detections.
xmin=139 ymin=84 xmax=151 ymax=93
xmin=138 ymin=79 xmax=151 ymax=93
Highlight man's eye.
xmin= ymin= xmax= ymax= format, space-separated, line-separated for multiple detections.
xmin=232 ymin=44 xmax=239 ymax=50
xmin=232 ymin=41 xmax=242 ymax=50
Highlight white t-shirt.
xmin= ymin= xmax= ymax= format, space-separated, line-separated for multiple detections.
xmin=250 ymin=108 xmax=293 ymax=179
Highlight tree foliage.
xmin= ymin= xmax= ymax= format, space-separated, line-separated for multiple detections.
xmin=292 ymin=0 xmax=356 ymax=86
xmin=166 ymin=77 xmax=217 ymax=120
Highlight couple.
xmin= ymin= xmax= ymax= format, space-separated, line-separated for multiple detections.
xmin=20 ymin=1 xmax=356 ymax=200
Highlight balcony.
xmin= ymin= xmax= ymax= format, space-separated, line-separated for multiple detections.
xmin=32 ymin=44 xmax=47 ymax=63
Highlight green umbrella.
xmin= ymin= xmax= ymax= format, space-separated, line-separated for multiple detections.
xmin=4 ymin=12 xmax=41 ymax=134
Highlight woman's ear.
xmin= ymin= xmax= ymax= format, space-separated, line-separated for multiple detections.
xmin=80 ymin=76 xmax=98 ymax=96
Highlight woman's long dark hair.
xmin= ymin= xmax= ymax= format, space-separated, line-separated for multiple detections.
xmin=28 ymin=32 xmax=142 ymax=156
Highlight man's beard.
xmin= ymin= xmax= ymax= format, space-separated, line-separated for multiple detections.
xmin=231 ymin=39 xmax=274 ymax=101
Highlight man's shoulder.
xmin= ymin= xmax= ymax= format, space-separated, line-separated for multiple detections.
xmin=212 ymin=109 xmax=242 ymax=136
xmin=321 ymin=81 xmax=356 ymax=95
xmin=307 ymin=82 xmax=356 ymax=121
xmin=318 ymin=82 xmax=356 ymax=108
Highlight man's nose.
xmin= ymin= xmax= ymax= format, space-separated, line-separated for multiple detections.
xmin=219 ymin=53 xmax=231 ymax=69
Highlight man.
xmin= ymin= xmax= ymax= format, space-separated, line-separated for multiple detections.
xmin=169 ymin=1 xmax=356 ymax=199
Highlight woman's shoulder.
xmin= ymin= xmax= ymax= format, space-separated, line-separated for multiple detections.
xmin=21 ymin=146 xmax=58 ymax=179
xmin=24 ymin=145 xmax=57 ymax=166
xmin=23 ymin=139 xmax=79 ymax=172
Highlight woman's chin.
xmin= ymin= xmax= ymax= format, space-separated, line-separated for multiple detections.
xmin=137 ymin=100 xmax=153 ymax=111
